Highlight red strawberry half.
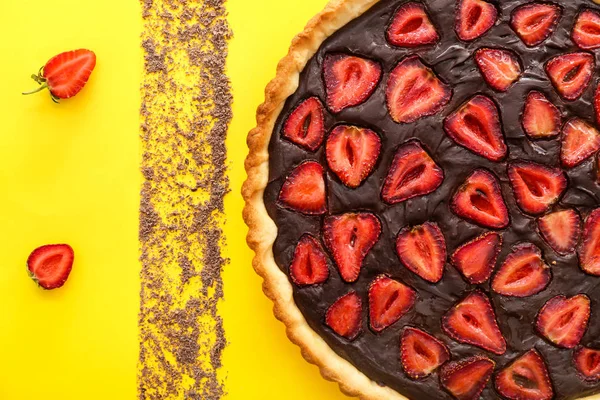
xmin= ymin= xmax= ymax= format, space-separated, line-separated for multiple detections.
xmin=400 ymin=327 xmax=450 ymax=379
xmin=381 ymin=140 xmax=444 ymax=204
xmin=573 ymin=9 xmax=600 ymax=50
xmin=474 ymin=48 xmax=522 ymax=92
xmin=326 ymin=125 xmax=381 ymax=188
xmin=451 ymin=231 xmax=502 ymax=284
xmin=443 ymin=95 xmax=507 ymax=162
xmin=387 ymin=2 xmax=439 ymax=47
xmin=545 ymin=52 xmax=594 ymax=101
xmin=538 ymin=209 xmax=582 ymax=255
xmin=495 ymin=349 xmax=553 ymax=400
xmin=491 ymin=243 xmax=551 ymax=297
xmin=323 ymin=212 xmax=381 ymax=282
xmin=535 ymin=294 xmax=590 ymax=349
xmin=574 ymin=347 xmax=600 ymax=381
xmin=522 ymin=91 xmax=561 ymax=139
xmin=325 ymin=291 xmax=362 ymax=340
xmin=386 ymin=56 xmax=452 ymax=124
xmin=561 ymin=118 xmax=600 ymax=168
xmin=323 ymin=54 xmax=382 ymax=113
xmin=282 ymin=97 xmax=325 ymax=151
xmin=507 ymin=161 xmax=567 ymax=215
xmin=510 ymin=3 xmax=562 ymax=47
xmin=579 ymin=207 xmax=600 ymax=276
xmin=278 ymin=161 xmax=327 ymax=215
xmin=440 ymin=356 xmax=495 ymax=400
xmin=455 ymin=0 xmax=498 ymax=42
xmin=27 ymin=244 xmax=74 ymax=290
xmin=368 ymin=275 xmax=416 ymax=332
xmin=396 ymin=222 xmax=447 ymax=283
xmin=451 ymin=169 xmax=509 ymax=229
xmin=443 ymin=290 xmax=506 ymax=354
xmin=289 ymin=234 xmax=329 ymax=286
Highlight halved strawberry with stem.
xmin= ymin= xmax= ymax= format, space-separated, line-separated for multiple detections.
xmin=455 ymin=0 xmax=498 ymax=42
xmin=387 ymin=2 xmax=439 ymax=47
xmin=27 ymin=244 xmax=74 ymax=290
xmin=368 ymin=275 xmax=416 ymax=332
xmin=326 ymin=125 xmax=381 ymax=188
xmin=451 ymin=232 xmax=502 ymax=284
xmin=561 ymin=118 xmax=600 ymax=168
xmin=545 ymin=52 xmax=595 ymax=101
xmin=443 ymin=95 xmax=507 ymax=162
xmin=495 ymin=349 xmax=553 ymax=400
xmin=323 ymin=54 xmax=382 ymax=113
xmin=538 ymin=209 xmax=582 ymax=255
xmin=323 ymin=212 xmax=381 ymax=283
xmin=573 ymin=9 xmax=600 ymax=50
xmin=440 ymin=356 xmax=495 ymax=400
xmin=400 ymin=327 xmax=450 ymax=379
xmin=508 ymin=161 xmax=567 ymax=215
xmin=474 ymin=48 xmax=522 ymax=92
xmin=535 ymin=294 xmax=590 ymax=349
xmin=522 ymin=91 xmax=561 ymax=139
xmin=325 ymin=291 xmax=362 ymax=340
xmin=282 ymin=97 xmax=326 ymax=151
xmin=386 ymin=56 xmax=451 ymax=124
xmin=574 ymin=346 xmax=600 ymax=381
xmin=442 ymin=290 xmax=506 ymax=355
xmin=396 ymin=222 xmax=447 ymax=283
xmin=381 ymin=140 xmax=444 ymax=204
xmin=578 ymin=207 xmax=600 ymax=276
xmin=510 ymin=3 xmax=562 ymax=47
xmin=451 ymin=169 xmax=509 ymax=229
xmin=491 ymin=243 xmax=551 ymax=297
xmin=278 ymin=161 xmax=327 ymax=215
xmin=289 ymin=234 xmax=329 ymax=286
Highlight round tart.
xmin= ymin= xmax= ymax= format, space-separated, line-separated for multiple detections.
xmin=243 ymin=0 xmax=600 ymax=399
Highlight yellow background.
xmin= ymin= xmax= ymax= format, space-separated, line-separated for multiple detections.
xmin=0 ymin=0 xmax=347 ymax=399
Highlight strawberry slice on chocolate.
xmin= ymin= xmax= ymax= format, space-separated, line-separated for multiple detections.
xmin=451 ymin=232 xmax=502 ymax=285
xmin=491 ymin=243 xmax=551 ymax=297
xmin=386 ymin=55 xmax=451 ymax=124
xmin=545 ymin=52 xmax=594 ymax=101
xmin=400 ymin=327 xmax=450 ymax=379
xmin=396 ymin=221 xmax=447 ymax=283
xmin=510 ymin=2 xmax=562 ymax=47
xmin=278 ymin=161 xmax=327 ymax=215
xmin=282 ymin=97 xmax=325 ymax=151
xmin=443 ymin=95 xmax=507 ymax=162
xmin=574 ymin=346 xmax=600 ymax=381
xmin=561 ymin=118 xmax=600 ymax=168
xmin=535 ymin=294 xmax=590 ymax=349
xmin=323 ymin=54 xmax=382 ymax=113
xmin=451 ymin=169 xmax=509 ymax=229
xmin=474 ymin=48 xmax=522 ymax=92
xmin=508 ymin=161 xmax=567 ymax=215
xmin=387 ymin=2 xmax=439 ymax=47
xmin=522 ymin=91 xmax=561 ymax=139
xmin=289 ymin=234 xmax=329 ymax=286
xmin=573 ymin=9 xmax=600 ymax=50
xmin=325 ymin=291 xmax=362 ymax=340
xmin=440 ymin=356 xmax=495 ymax=400
xmin=495 ymin=349 xmax=553 ymax=400
xmin=368 ymin=275 xmax=416 ymax=332
xmin=326 ymin=125 xmax=381 ymax=188
xmin=455 ymin=0 xmax=498 ymax=42
xmin=442 ymin=290 xmax=506 ymax=355
xmin=323 ymin=212 xmax=381 ymax=283
xmin=381 ymin=140 xmax=444 ymax=204
xmin=579 ymin=207 xmax=600 ymax=276
xmin=538 ymin=209 xmax=582 ymax=255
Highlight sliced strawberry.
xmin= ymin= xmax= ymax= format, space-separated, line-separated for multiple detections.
xmin=495 ymin=349 xmax=553 ymax=400
xmin=443 ymin=95 xmax=507 ymax=162
xmin=474 ymin=48 xmax=522 ymax=92
xmin=538 ymin=209 xmax=582 ymax=255
xmin=578 ymin=208 xmax=600 ymax=276
xmin=508 ymin=161 xmax=567 ymax=215
xmin=323 ymin=54 xmax=382 ymax=113
xmin=278 ymin=161 xmax=327 ymax=215
xmin=325 ymin=291 xmax=362 ymax=340
xmin=451 ymin=169 xmax=509 ymax=229
xmin=386 ymin=56 xmax=452 ymax=124
xmin=323 ymin=212 xmax=381 ymax=283
xmin=326 ymin=125 xmax=381 ymax=188
xmin=535 ymin=294 xmax=590 ymax=349
xmin=368 ymin=275 xmax=416 ymax=332
xmin=387 ymin=2 xmax=439 ymax=47
xmin=440 ymin=356 xmax=495 ymax=400
xmin=396 ymin=222 xmax=447 ymax=283
xmin=451 ymin=232 xmax=502 ymax=284
xmin=510 ymin=3 xmax=562 ymax=47
xmin=400 ymin=327 xmax=450 ymax=379
xmin=574 ymin=346 xmax=600 ymax=381
xmin=27 ymin=244 xmax=74 ymax=290
xmin=491 ymin=243 xmax=551 ymax=297
xmin=282 ymin=97 xmax=325 ymax=151
xmin=573 ymin=9 xmax=600 ymax=50
xmin=442 ymin=290 xmax=506 ymax=355
xmin=455 ymin=0 xmax=498 ymax=42
xmin=522 ymin=91 xmax=561 ymax=139
xmin=545 ymin=52 xmax=594 ymax=101
xmin=289 ymin=234 xmax=329 ymax=286
xmin=561 ymin=118 xmax=600 ymax=168
xmin=381 ymin=140 xmax=444 ymax=204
